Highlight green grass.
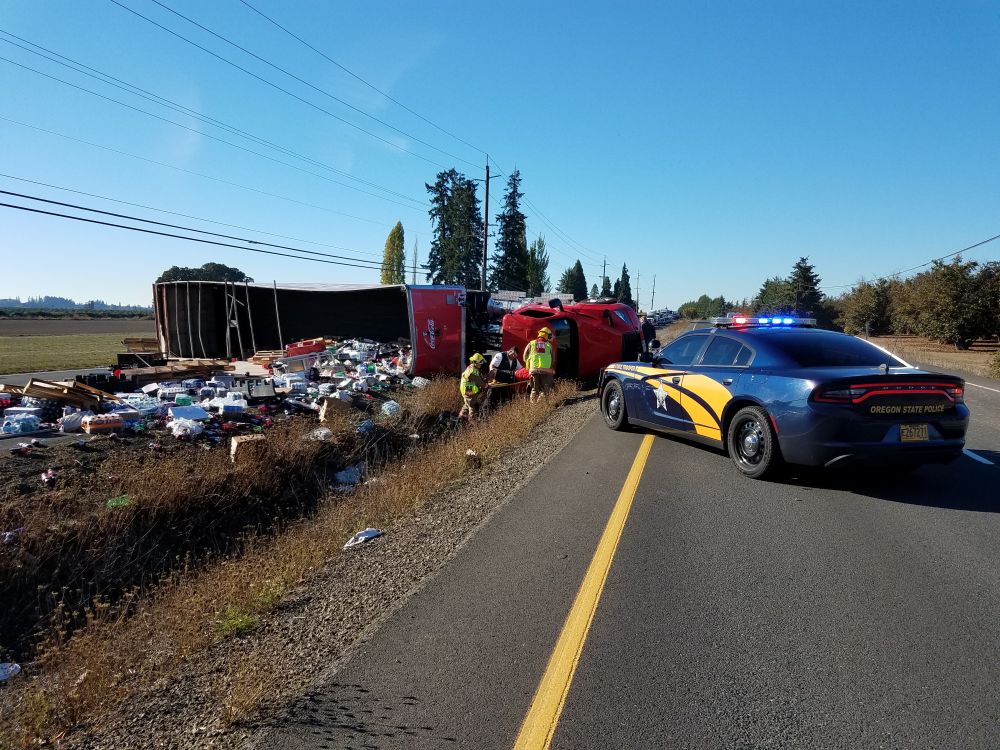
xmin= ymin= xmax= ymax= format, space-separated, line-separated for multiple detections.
xmin=214 ymin=607 xmax=260 ymax=640
xmin=0 ymin=334 xmax=127 ymax=375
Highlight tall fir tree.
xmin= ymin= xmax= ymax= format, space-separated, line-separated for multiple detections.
xmin=616 ymin=263 xmax=634 ymax=307
xmin=425 ymin=169 xmax=484 ymax=287
xmin=590 ymin=283 xmax=599 ymax=298
xmin=556 ymin=260 xmax=588 ymax=301
xmin=600 ymin=275 xmax=612 ymax=297
xmin=488 ymin=170 xmax=529 ymax=291
xmin=788 ymin=257 xmax=824 ymax=313
xmin=380 ymin=221 xmax=406 ymax=284
xmin=526 ymin=234 xmax=550 ymax=297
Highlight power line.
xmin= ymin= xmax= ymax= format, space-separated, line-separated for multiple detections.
xmin=0 ymin=201 xmax=393 ymax=271
xmin=820 ymin=232 xmax=1000 ymax=291
xmin=0 ymin=53 xmax=426 ymax=212
xmin=0 ymin=189 xmax=407 ymax=268
xmin=107 ymin=0 xmax=457 ymax=170
xmin=0 ymin=172 xmax=386 ymax=258
xmin=0 ymin=29 xmax=425 ymax=208
xmin=0 ymin=115 xmax=399 ymax=227
xmin=145 ymin=0 xmax=479 ymax=169
xmin=237 ymin=0 xmax=486 ymax=157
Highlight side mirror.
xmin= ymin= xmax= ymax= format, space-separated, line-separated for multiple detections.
xmin=650 ymin=339 xmax=661 ymax=350
xmin=638 ymin=352 xmax=654 ymax=363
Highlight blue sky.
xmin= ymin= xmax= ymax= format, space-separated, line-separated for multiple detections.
xmin=1 ymin=0 xmax=998 ymax=308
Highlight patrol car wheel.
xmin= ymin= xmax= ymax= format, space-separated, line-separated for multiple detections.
xmin=601 ymin=380 xmax=629 ymax=431
xmin=727 ymin=406 xmax=780 ymax=479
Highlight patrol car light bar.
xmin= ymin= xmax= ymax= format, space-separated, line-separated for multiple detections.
xmin=709 ymin=316 xmax=816 ymax=328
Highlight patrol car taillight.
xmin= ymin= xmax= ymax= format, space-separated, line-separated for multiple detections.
xmin=812 ymin=386 xmax=867 ymax=403
xmin=812 ymin=382 xmax=964 ymax=404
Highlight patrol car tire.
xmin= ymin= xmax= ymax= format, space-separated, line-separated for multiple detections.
xmin=727 ymin=405 xmax=781 ymax=479
xmin=601 ymin=380 xmax=629 ymax=431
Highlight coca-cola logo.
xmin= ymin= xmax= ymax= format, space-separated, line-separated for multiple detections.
xmin=423 ymin=318 xmax=437 ymax=349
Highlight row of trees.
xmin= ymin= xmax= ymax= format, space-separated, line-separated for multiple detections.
xmin=678 ymin=255 xmax=1000 ymax=352
xmin=419 ymin=168 xmax=554 ymax=296
xmin=839 ymin=258 xmax=1000 ymax=349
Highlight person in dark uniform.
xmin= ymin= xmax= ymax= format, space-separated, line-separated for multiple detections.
xmin=487 ymin=346 xmax=523 ymax=405
xmin=640 ymin=314 xmax=657 ymax=353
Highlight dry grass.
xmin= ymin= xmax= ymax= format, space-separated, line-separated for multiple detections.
xmin=869 ymin=334 xmax=1000 ymax=379
xmin=0 ymin=380 xmax=576 ymax=744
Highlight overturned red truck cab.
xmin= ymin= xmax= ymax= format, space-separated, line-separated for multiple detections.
xmin=501 ymin=299 xmax=643 ymax=381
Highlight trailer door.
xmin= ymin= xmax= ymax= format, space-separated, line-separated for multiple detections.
xmin=407 ymin=286 xmax=466 ymax=376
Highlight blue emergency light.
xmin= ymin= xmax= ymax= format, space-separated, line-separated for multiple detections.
xmin=710 ymin=315 xmax=817 ymax=329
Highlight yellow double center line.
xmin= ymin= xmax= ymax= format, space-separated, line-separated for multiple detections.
xmin=513 ymin=433 xmax=655 ymax=749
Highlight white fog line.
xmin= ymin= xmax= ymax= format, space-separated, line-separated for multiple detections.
xmin=963 ymin=448 xmax=995 ymax=465
xmin=966 ymin=382 xmax=1000 ymax=394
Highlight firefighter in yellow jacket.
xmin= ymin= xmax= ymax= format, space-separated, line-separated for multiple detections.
xmin=523 ymin=326 xmax=556 ymax=402
xmin=459 ymin=352 xmax=488 ymax=419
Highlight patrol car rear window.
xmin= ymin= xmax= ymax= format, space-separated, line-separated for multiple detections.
xmin=700 ymin=336 xmax=751 ymax=367
xmin=766 ymin=332 xmax=905 ymax=367
xmin=659 ymin=334 xmax=708 ymax=366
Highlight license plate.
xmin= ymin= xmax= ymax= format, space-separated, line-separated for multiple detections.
xmin=900 ymin=423 xmax=929 ymax=442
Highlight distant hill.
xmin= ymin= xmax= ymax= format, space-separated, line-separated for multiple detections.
xmin=0 ymin=296 xmax=152 ymax=312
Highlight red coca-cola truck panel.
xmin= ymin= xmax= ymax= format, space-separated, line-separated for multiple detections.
xmin=407 ymin=285 xmax=466 ymax=376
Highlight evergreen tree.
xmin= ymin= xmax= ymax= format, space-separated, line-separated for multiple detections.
xmin=571 ymin=260 xmax=588 ymax=301
xmin=753 ymin=276 xmax=796 ymax=312
xmin=600 ymin=275 xmax=612 ymax=297
xmin=380 ymin=221 xmax=406 ymax=284
xmin=556 ymin=267 xmax=575 ymax=295
xmin=616 ymin=264 xmax=634 ymax=307
xmin=488 ymin=170 xmax=529 ymax=291
xmin=556 ymin=261 xmax=589 ymax=301
xmin=613 ymin=278 xmax=621 ymax=299
xmin=425 ymin=169 xmax=484 ymax=287
xmin=526 ymin=235 xmax=550 ymax=297
xmin=788 ymin=257 xmax=824 ymax=313
xmin=590 ymin=283 xmax=599 ymax=298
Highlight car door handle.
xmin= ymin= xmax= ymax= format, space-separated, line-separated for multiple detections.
xmin=671 ymin=376 xmax=681 ymax=384
xmin=722 ymin=378 xmax=733 ymax=386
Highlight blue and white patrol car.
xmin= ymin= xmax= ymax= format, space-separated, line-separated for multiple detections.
xmin=598 ymin=316 xmax=970 ymax=478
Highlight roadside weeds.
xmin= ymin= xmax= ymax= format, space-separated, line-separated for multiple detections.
xmin=0 ymin=380 xmax=577 ymax=746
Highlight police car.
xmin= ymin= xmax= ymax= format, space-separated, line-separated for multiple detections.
xmin=598 ymin=315 xmax=970 ymax=478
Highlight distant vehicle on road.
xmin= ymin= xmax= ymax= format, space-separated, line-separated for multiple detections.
xmin=598 ymin=316 xmax=969 ymax=478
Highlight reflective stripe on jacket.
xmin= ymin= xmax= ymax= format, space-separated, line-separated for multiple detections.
xmin=524 ymin=338 xmax=554 ymax=373
xmin=460 ymin=365 xmax=481 ymax=395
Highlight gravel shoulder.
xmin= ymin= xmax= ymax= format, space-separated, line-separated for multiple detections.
xmin=68 ymin=391 xmax=597 ymax=749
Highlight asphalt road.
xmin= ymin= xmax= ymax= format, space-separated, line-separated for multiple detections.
xmin=256 ymin=371 xmax=1000 ymax=749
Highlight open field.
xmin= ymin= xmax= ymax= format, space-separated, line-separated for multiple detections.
xmin=0 ymin=319 xmax=155 ymax=375
xmin=870 ymin=334 xmax=999 ymax=378
xmin=0 ymin=334 xmax=131 ymax=374
xmin=0 ymin=319 xmax=154 ymax=337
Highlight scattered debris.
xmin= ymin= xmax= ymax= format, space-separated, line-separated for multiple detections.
xmin=308 ymin=427 xmax=333 ymax=442
xmin=0 ymin=662 xmax=22 ymax=682
xmin=2 ymin=528 xmax=25 ymax=545
xmin=333 ymin=463 xmax=365 ymax=486
xmin=40 ymin=469 xmax=58 ymax=487
xmin=343 ymin=527 xmax=383 ymax=550
xmin=229 ymin=434 xmax=266 ymax=463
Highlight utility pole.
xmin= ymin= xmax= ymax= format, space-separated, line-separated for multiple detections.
xmin=636 ymin=271 xmax=640 ymax=311
xmin=650 ymin=274 xmax=656 ymax=311
xmin=412 ymin=237 xmax=418 ymax=285
xmin=602 ymin=257 xmax=607 ymax=296
xmin=481 ymin=157 xmax=490 ymax=292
